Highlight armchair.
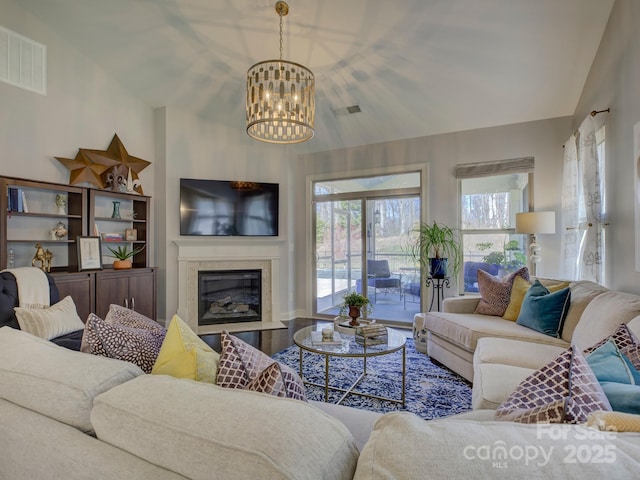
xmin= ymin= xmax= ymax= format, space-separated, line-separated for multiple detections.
xmin=355 ymin=259 xmax=401 ymax=303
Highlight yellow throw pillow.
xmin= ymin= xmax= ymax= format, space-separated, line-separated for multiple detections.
xmin=503 ymin=278 xmax=570 ymax=321
xmin=587 ymin=411 xmax=640 ymax=432
xmin=151 ymin=314 xmax=219 ymax=383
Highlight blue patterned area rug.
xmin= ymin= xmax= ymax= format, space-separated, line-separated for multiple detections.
xmin=272 ymin=337 xmax=472 ymax=420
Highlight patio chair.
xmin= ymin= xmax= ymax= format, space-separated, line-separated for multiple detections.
xmin=355 ymin=259 xmax=401 ymax=303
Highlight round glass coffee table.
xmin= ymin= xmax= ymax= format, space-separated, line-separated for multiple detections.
xmin=293 ymin=325 xmax=406 ymax=405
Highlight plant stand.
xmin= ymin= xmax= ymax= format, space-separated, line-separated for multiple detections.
xmin=426 ymin=276 xmax=450 ymax=312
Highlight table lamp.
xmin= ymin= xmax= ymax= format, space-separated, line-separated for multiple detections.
xmin=515 ymin=211 xmax=556 ymax=276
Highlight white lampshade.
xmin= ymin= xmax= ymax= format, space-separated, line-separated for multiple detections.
xmin=515 ymin=212 xmax=556 ymax=235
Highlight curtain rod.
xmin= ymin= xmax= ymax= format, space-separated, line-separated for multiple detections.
xmin=563 ymin=108 xmax=610 ymax=146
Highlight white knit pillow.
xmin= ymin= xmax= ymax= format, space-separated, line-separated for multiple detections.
xmin=14 ymin=296 xmax=84 ymax=340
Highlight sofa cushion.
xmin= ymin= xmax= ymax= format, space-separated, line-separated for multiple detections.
xmin=0 ymin=326 xmax=143 ymax=434
xmin=92 ymin=375 xmax=358 ymax=480
xmin=559 ymin=280 xmax=609 ymax=342
xmin=495 ymin=346 xmax=611 ymax=423
xmin=104 ymin=303 xmax=166 ymax=335
xmin=472 ymin=337 xmax=567 ymax=410
xmin=81 ymin=313 xmax=165 ymax=373
xmin=584 ymin=322 xmax=640 ymax=373
xmin=217 ymin=331 xmax=306 ymax=401
xmin=151 ymin=314 xmax=219 ymax=383
xmin=571 ymin=290 xmax=640 ymax=351
xmin=14 ymin=295 xmax=84 ymax=340
xmin=424 ymin=311 xmax=568 ymax=353
xmin=515 ymin=280 xmax=571 ymax=338
xmin=353 ymin=411 xmax=640 ymax=479
xmin=474 ymin=267 xmax=529 ymax=316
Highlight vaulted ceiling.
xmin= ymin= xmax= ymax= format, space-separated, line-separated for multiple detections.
xmin=19 ymin=0 xmax=614 ymax=153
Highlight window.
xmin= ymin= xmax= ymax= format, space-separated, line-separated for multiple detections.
xmin=457 ymin=159 xmax=533 ymax=293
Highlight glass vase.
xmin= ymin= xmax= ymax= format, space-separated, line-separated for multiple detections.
xmin=111 ymin=201 xmax=121 ymax=219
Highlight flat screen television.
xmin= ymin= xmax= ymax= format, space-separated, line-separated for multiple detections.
xmin=180 ymin=178 xmax=279 ymax=236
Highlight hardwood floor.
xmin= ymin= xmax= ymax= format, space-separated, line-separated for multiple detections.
xmin=200 ymin=318 xmax=333 ymax=356
xmin=200 ymin=317 xmax=413 ymax=356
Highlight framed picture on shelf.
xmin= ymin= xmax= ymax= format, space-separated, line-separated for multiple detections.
xmin=125 ymin=228 xmax=138 ymax=241
xmin=77 ymin=236 xmax=103 ymax=271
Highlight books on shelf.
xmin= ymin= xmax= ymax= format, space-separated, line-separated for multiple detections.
xmin=311 ymin=330 xmax=343 ymax=346
xmin=7 ymin=187 xmax=28 ymax=213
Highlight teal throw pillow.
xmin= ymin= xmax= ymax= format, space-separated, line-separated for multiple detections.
xmin=516 ymin=280 xmax=571 ymax=338
xmin=586 ymin=339 xmax=638 ymax=385
xmin=599 ymin=382 xmax=640 ymax=414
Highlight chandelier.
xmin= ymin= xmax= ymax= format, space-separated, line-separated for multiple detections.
xmin=246 ymin=1 xmax=315 ymax=144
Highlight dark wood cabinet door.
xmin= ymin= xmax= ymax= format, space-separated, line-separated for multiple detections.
xmin=95 ymin=268 xmax=156 ymax=320
xmin=51 ymin=272 xmax=95 ymax=323
xmin=95 ymin=272 xmax=130 ymax=319
xmin=128 ymin=270 xmax=156 ymax=319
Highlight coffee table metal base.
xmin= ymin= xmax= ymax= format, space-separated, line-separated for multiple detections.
xmin=298 ymin=346 xmax=406 ymax=406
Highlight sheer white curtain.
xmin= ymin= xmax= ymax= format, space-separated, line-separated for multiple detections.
xmin=561 ymin=115 xmax=604 ymax=283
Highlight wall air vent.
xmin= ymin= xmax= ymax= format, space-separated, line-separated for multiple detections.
xmin=332 ymin=104 xmax=362 ymax=117
xmin=0 ymin=26 xmax=47 ymax=95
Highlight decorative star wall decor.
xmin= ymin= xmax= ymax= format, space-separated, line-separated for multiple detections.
xmin=56 ymin=134 xmax=151 ymax=194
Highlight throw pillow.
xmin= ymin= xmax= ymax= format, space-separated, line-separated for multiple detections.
xmin=599 ymin=382 xmax=640 ymax=414
xmin=217 ymin=331 xmax=307 ymax=401
xmin=584 ymin=323 xmax=640 ymax=371
xmin=245 ymin=362 xmax=290 ymax=398
xmin=587 ymin=410 xmax=640 ymax=432
xmin=151 ymin=314 xmax=219 ymax=383
xmin=503 ymin=278 xmax=570 ymax=321
xmin=14 ymin=295 xmax=84 ymax=340
xmin=104 ymin=304 xmax=166 ymax=335
xmin=495 ymin=345 xmax=611 ymax=424
xmin=515 ymin=280 xmax=571 ymax=338
xmin=474 ymin=267 xmax=530 ymax=316
xmin=586 ymin=338 xmax=640 ymax=385
xmin=81 ymin=313 xmax=165 ymax=373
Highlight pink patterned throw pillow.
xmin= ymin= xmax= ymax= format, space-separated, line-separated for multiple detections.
xmin=495 ymin=345 xmax=611 ymax=424
xmin=474 ymin=267 xmax=530 ymax=316
xmin=216 ymin=331 xmax=307 ymax=401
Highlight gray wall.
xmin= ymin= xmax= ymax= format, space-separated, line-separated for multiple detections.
xmin=572 ymin=0 xmax=640 ymax=293
xmin=2 ymin=0 xmax=639 ymax=325
xmin=293 ymin=117 xmax=572 ymax=314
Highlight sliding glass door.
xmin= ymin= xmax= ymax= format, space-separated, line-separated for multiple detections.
xmin=313 ymin=173 xmax=421 ymax=325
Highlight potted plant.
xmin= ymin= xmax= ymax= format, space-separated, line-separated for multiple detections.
xmin=407 ymin=221 xmax=462 ymax=279
xmin=339 ymin=291 xmax=373 ymax=327
xmin=106 ymin=244 xmax=145 ymax=270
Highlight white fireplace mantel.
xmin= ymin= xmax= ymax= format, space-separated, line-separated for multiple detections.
xmin=174 ymin=240 xmax=285 ymax=334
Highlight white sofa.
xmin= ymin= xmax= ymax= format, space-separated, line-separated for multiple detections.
xmin=412 ymin=279 xmax=640 ymax=383
xmin=3 ymin=306 xmax=640 ymax=480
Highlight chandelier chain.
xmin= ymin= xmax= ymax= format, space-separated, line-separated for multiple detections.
xmin=279 ymin=8 xmax=284 ymax=60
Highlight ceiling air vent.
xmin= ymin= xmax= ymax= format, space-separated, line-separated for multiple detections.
xmin=0 ymin=26 xmax=47 ymax=95
xmin=333 ymin=105 xmax=362 ymax=117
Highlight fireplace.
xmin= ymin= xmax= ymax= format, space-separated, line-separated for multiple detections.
xmin=175 ymin=239 xmax=285 ymax=334
xmin=199 ymin=270 xmax=261 ymax=325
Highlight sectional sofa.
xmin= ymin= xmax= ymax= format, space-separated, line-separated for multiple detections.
xmin=2 ymin=271 xmax=640 ymax=478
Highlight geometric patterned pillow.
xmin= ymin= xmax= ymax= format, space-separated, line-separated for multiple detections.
xmin=80 ymin=313 xmax=165 ymax=373
xmin=495 ymin=345 xmax=612 ymax=423
xmin=474 ymin=267 xmax=530 ymax=316
xmin=216 ymin=331 xmax=306 ymax=401
xmin=584 ymin=323 xmax=640 ymax=370
xmin=245 ymin=362 xmax=290 ymax=398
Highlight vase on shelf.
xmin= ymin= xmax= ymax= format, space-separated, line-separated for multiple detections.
xmin=111 ymin=201 xmax=121 ymax=219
